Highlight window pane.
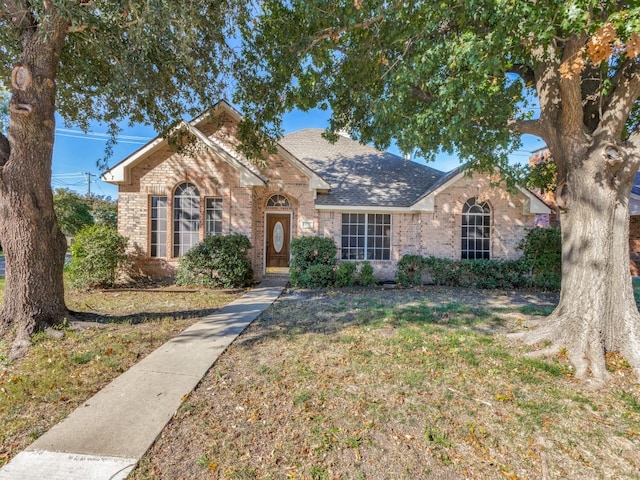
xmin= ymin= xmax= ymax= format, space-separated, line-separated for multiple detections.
xmin=173 ymin=183 xmax=200 ymax=257
xmin=150 ymin=196 xmax=167 ymax=259
xmin=461 ymin=197 xmax=491 ymax=260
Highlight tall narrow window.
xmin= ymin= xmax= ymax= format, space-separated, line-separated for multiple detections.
xmin=173 ymin=182 xmax=200 ymax=257
xmin=205 ymin=197 xmax=222 ymax=236
xmin=150 ymin=196 xmax=167 ymax=258
xmin=341 ymin=213 xmax=391 ymax=260
xmin=461 ymin=197 xmax=491 ymax=260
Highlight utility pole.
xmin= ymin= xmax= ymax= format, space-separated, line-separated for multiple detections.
xmin=85 ymin=172 xmax=94 ymax=198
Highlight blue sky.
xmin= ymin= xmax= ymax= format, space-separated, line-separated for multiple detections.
xmin=52 ymin=107 xmax=546 ymax=199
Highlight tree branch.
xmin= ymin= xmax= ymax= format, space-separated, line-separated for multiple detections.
xmin=4 ymin=0 xmax=35 ymax=30
xmin=557 ymin=34 xmax=587 ymax=137
xmin=599 ymin=61 xmax=640 ymax=140
xmin=300 ymin=14 xmax=385 ymax=58
xmin=508 ymin=119 xmax=546 ymax=139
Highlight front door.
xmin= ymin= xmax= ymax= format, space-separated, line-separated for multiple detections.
xmin=266 ymin=213 xmax=291 ymax=272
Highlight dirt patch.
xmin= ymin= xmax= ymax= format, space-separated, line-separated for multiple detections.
xmin=131 ymin=286 xmax=639 ymax=479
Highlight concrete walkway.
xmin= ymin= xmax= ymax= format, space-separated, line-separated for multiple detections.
xmin=0 ymin=282 xmax=286 ymax=480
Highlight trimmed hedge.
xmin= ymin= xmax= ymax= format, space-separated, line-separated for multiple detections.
xmin=175 ymin=234 xmax=253 ymax=288
xmin=396 ymin=254 xmax=532 ymax=289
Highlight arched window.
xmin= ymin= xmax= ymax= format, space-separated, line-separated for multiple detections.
xmin=267 ymin=194 xmax=290 ymax=208
xmin=173 ymin=182 xmax=200 ymax=257
xmin=461 ymin=197 xmax=491 ymax=260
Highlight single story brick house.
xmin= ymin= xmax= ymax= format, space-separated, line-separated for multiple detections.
xmin=102 ymin=100 xmax=550 ymax=281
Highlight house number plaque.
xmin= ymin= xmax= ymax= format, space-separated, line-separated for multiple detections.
xmin=273 ymin=222 xmax=284 ymax=253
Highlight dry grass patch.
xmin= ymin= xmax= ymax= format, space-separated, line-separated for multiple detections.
xmin=131 ymin=287 xmax=640 ymax=480
xmin=0 ymin=286 xmax=241 ymax=466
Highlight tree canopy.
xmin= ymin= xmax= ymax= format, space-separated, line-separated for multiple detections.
xmin=236 ymin=1 xmax=640 ymax=385
xmin=236 ymin=1 xmax=640 ymax=166
xmin=0 ymin=0 xmax=245 ymax=358
xmin=1 ymin=1 xmax=243 ymax=146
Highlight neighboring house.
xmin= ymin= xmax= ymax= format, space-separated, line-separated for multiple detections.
xmin=102 ymin=101 xmax=550 ymax=281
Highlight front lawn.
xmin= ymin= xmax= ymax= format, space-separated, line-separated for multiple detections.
xmin=131 ymin=286 xmax=640 ymax=480
xmin=0 ymin=285 xmax=242 ymax=466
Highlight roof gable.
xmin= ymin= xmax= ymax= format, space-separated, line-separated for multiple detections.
xmin=102 ymin=101 xmax=330 ymax=191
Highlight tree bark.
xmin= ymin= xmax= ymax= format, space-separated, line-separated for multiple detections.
xmin=0 ymin=17 xmax=69 ymax=359
xmin=512 ymin=142 xmax=640 ymax=386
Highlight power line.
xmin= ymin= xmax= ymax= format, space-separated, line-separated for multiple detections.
xmin=55 ymin=127 xmax=153 ymax=144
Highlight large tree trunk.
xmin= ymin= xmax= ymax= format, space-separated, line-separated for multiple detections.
xmin=513 ymin=143 xmax=640 ymax=385
xmin=0 ymin=18 xmax=69 ymax=359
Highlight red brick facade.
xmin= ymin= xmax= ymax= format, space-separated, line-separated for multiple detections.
xmin=111 ymin=105 xmax=545 ymax=282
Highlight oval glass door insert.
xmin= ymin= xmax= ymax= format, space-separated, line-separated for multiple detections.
xmin=273 ymin=221 xmax=285 ymax=253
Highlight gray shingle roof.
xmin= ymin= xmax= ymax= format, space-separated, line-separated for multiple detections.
xmin=279 ymin=129 xmax=446 ymax=207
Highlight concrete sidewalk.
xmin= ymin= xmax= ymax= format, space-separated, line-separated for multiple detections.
xmin=0 ymin=283 xmax=286 ymax=480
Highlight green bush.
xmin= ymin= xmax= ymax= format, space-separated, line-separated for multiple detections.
xmin=290 ymin=236 xmax=337 ymax=288
xmin=424 ymin=256 xmax=530 ymax=289
xmin=299 ymin=264 xmax=336 ymax=288
xmin=68 ymin=224 xmax=128 ymax=290
xmin=335 ymin=262 xmax=357 ymax=287
xmin=396 ymin=254 xmax=427 ymax=286
xmin=358 ymin=261 xmax=377 ymax=286
xmin=175 ymin=234 xmax=253 ymax=288
xmin=517 ymin=227 xmax=561 ymax=290
xmin=396 ymin=254 xmax=531 ymax=289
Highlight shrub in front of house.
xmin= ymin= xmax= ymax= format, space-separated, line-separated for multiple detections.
xmin=68 ymin=224 xmax=129 ymax=290
xmin=517 ymin=227 xmax=561 ymax=290
xmin=176 ymin=234 xmax=253 ymax=288
xmin=334 ymin=261 xmax=357 ymax=287
xmin=396 ymin=254 xmax=531 ymax=289
xmin=358 ymin=261 xmax=377 ymax=286
xmin=396 ymin=254 xmax=428 ymax=286
xmin=289 ymin=236 xmax=337 ymax=288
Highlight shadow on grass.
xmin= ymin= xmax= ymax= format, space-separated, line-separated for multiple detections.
xmin=70 ymin=308 xmax=223 ymax=325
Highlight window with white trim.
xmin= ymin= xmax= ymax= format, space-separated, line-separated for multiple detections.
xmin=173 ymin=182 xmax=200 ymax=257
xmin=341 ymin=213 xmax=391 ymax=260
xmin=461 ymin=197 xmax=491 ymax=260
xmin=150 ymin=196 xmax=167 ymax=258
xmin=205 ymin=197 xmax=223 ymax=236
xmin=267 ymin=194 xmax=290 ymax=207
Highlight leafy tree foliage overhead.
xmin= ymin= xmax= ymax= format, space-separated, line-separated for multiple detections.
xmin=236 ymin=1 xmax=640 ymax=385
xmin=236 ymin=1 xmax=640 ymax=167
xmin=1 ymin=0 xmax=243 ymax=149
xmin=0 ymin=0 xmax=244 ymax=358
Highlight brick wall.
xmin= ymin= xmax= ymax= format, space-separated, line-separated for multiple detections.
xmin=317 ymin=171 xmax=537 ymax=281
xmin=118 ymin=112 xmax=316 ymax=280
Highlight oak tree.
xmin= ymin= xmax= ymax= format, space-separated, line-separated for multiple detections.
xmin=236 ymin=1 xmax=640 ymax=385
xmin=0 ymin=1 xmax=241 ymax=358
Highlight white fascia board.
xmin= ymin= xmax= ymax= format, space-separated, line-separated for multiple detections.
xmin=315 ymin=204 xmax=413 ymax=213
xmin=183 ymin=122 xmax=265 ymax=187
xmin=101 ymin=100 xmax=244 ymax=186
xmin=409 ymin=171 xmax=466 ymax=212
xmin=277 ymin=148 xmax=331 ymax=191
xmin=101 ymin=137 xmax=165 ymax=184
xmin=516 ymin=186 xmax=552 ymax=214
